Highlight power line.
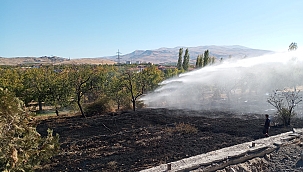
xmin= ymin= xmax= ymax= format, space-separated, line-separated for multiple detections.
xmin=116 ymin=49 xmax=122 ymax=65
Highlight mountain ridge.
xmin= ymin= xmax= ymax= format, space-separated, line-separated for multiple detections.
xmin=103 ymin=45 xmax=273 ymax=64
xmin=0 ymin=45 xmax=273 ymax=65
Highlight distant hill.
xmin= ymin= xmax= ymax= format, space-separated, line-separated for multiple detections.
xmin=0 ymin=56 xmax=116 ymax=66
xmin=0 ymin=45 xmax=273 ymax=66
xmin=103 ymin=45 xmax=273 ymax=64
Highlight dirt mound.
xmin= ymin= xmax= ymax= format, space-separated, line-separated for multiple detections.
xmin=36 ymin=108 xmax=303 ymax=171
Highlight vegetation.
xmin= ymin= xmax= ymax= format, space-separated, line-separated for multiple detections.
xmin=289 ymin=42 xmax=298 ymax=51
xmin=195 ymin=49 xmax=215 ymax=68
xmin=177 ymin=48 xmax=183 ymax=70
xmin=165 ymin=122 xmax=198 ymax=134
xmin=267 ymin=89 xmax=302 ymax=126
xmin=182 ymin=48 xmax=190 ymax=71
xmin=0 ymin=88 xmax=59 ymax=171
xmin=0 ymin=63 xmax=166 ymax=114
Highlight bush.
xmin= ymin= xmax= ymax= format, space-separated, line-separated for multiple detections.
xmin=278 ymin=107 xmax=296 ymax=126
xmin=267 ymin=89 xmax=302 ymax=126
xmin=0 ymin=88 xmax=59 ymax=171
xmin=165 ymin=123 xmax=198 ymax=134
xmin=84 ymin=97 xmax=110 ymax=116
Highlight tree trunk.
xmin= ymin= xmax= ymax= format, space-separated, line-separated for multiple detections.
xmin=38 ymin=98 xmax=43 ymax=112
xmin=77 ymin=93 xmax=86 ymax=118
xmin=77 ymin=99 xmax=85 ymax=118
xmin=132 ymin=99 xmax=136 ymax=111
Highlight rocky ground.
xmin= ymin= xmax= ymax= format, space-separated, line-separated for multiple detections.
xmin=216 ymin=137 xmax=303 ymax=172
xmin=36 ymin=108 xmax=303 ymax=172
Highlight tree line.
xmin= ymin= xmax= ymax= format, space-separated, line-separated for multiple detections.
xmin=177 ymin=48 xmax=217 ymax=72
xmin=0 ymin=64 xmax=172 ymax=117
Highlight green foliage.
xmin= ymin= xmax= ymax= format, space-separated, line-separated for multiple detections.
xmin=123 ymin=71 xmax=145 ymax=111
xmin=278 ymin=107 xmax=295 ymax=126
xmin=182 ymin=48 xmax=190 ymax=71
xmin=141 ymin=65 xmax=164 ymax=91
xmin=196 ymin=54 xmax=204 ymax=68
xmin=177 ymin=48 xmax=183 ymax=70
xmin=203 ymin=50 xmax=209 ymax=67
xmin=0 ymin=68 xmax=24 ymax=98
xmin=0 ymin=88 xmax=59 ymax=171
xmin=0 ymin=64 xmax=166 ymax=113
xmin=164 ymin=68 xmax=178 ymax=78
xmin=84 ymin=97 xmax=111 ymax=116
xmin=195 ymin=50 xmax=215 ymax=69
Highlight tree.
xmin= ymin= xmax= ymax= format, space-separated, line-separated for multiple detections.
xmin=68 ymin=65 xmax=95 ymax=117
xmin=108 ymin=75 xmax=128 ymax=110
xmin=0 ymin=67 xmax=24 ymax=98
xmin=0 ymin=88 xmax=59 ymax=171
xmin=47 ymin=68 xmax=72 ymax=114
xmin=203 ymin=50 xmax=210 ymax=67
xmin=267 ymin=89 xmax=302 ymax=126
xmin=195 ymin=56 xmax=200 ymax=68
xmin=177 ymin=48 xmax=183 ymax=70
xmin=164 ymin=67 xmax=179 ymax=79
xmin=288 ymin=42 xmax=298 ymax=51
xmin=195 ymin=54 xmax=204 ymax=68
xmin=182 ymin=48 xmax=190 ymax=71
xmin=141 ymin=65 xmax=164 ymax=91
xmin=123 ymin=71 xmax=146 ymax=111
xmin=23 ymin=67 xmax=56 ymax=111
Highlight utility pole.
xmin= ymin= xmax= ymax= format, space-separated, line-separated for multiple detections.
xmin=117 ymin=49 xmax=122 ymax=65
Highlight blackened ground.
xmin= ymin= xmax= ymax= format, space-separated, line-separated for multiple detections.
xmin=36 ymin=108 xmax=303 ymax=172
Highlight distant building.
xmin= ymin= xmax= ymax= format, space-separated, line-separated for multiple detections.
xmin=126 ymin=61 xmax=132 ymax=64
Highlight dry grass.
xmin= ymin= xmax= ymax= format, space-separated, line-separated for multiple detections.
xmin=165 ymin=122 xmax=198 ymax=134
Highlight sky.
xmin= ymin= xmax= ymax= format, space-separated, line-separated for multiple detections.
xmin=1 ymin=0 xmax=303 ymax=58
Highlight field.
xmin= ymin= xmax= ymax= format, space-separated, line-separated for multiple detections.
xmin=36 ymin=108 xmax=303 ymax=172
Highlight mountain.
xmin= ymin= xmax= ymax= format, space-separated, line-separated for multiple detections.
xmin=0 ymin=45 xmax=273 ymax=66
xmin=103 ymin=45 xmax=273 ymax=64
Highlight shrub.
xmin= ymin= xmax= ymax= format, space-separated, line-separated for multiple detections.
xmin=0 ymin=88 xmax=59 ymax=171
xmin=267 ymin=89 xmax=302 ymax=126
xmin=165 ymin=123 xmax=198 ymax=134
xmin=84 ymin=97 xmax=110 ymax=116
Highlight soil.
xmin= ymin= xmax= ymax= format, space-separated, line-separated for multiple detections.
xmin=36 ymin=108 xmax=303 ymax=172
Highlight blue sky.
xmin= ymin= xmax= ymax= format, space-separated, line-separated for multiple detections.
xmin=1 ymin=0 xmax=302 ymax=58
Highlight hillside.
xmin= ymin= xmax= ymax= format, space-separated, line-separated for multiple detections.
xmin=1 ymin=45 xmax=273 ymax=66
xmin=0 ymin=56 xmax=116 ymax=66
xmin=103 ymin=45 xmax=273 ymax=64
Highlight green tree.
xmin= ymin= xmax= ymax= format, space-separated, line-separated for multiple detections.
xmin=0 ymin=88 xmax=59 ymax=171
xmin=203 ymin=50 xmax=210 ymax=67
xmin=177 ymin=48 xmax=183 ymax=70
xmin=288 ymin=42 xmax=298 ymax=51
xmin=195 ymin=56 xmax=200 ymax=68
xmin=107 ymin=74 xmax=129 ymax=110
xmin=182 ymin=48 xmax=190 ymax=71
xmin=0 ymin=67 xmax=24 ymax=98
xmin=23 ymin=67 xmax=56 ymax=111
xmin=164 ymin=68 xmax=178 ymax=78
xmin=47 ymin=68 xmax=73 ymax=114
xmin=123 ymin=71 xmax=146 ymax=111
xmin=68 ymin=65 xmax=95 ymax=117
xmin=195 ymin=54 xmax=204 ymax=68
xmin=141 ymin=65 xmax=164 ymax=91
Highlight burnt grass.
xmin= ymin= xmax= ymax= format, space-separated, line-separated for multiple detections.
xmin=36 ymin=108 xmax=303 ymax=172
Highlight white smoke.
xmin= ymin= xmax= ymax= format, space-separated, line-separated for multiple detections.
xmin=141 ymin=50 xmax=303 ymax=115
